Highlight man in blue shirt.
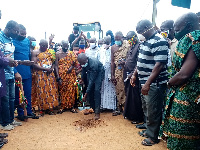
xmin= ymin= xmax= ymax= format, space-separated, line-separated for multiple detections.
xmin=13 ymin=24 xmax=35 ymax=121
xmin=0 ymin=20 xmax=22 ymax=131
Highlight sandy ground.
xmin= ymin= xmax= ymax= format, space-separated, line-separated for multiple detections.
xmin=1 ymin=111 xmax=167 ymax=150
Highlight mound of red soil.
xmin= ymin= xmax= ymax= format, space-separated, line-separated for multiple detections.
xmin=73 ymin=119 xmax=106 ymax=131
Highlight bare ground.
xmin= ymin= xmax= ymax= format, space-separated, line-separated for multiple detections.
xmin=1 ymin=111 xmax=167 ymax=150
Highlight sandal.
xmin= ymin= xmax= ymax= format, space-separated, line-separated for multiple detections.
xmin=57 ymin=109 xmax=64 ymax=114
xmin=45 ymin=110 xmax=55 ymax=115
xmin=48 ymin=111 xmax=55 ymax=115
xmin=32 ymin=115 xmax=39 ymax=119
xmin=0 ymin=142 xmax=4 ymax=148
xmin=131 ymin=121 xmax=140 ymax=124
xmin=0 ymin=133 xmax=8 ymax=138
xmin=28 ymin=113 xmax=39 ymax=119
xmin=112 ymin=111 xmax=121 ymax=116
xmin=138 ymin=130 xmax=148 ymax=138
xmin=39 ymin=111 xmax=45 ymax=117
xmin=0 ymin=138 xmax=8 ymax=144
xmin=136 ymin=123 xmax=147 ymax=129
xmin=70 ymin=109 xmax=78 ymax=113
xmin=141 ymin=138 xmax=159 ymax=146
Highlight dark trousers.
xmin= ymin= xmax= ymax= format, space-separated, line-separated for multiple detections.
xmin=0 ymin=79 xmax=15 ymax=126
xmin=15 ymin=78 xmax=32 ymax=116
xmin=88 ymin=73 xmax=104 ymax=114
xmin=141 ymin=84 xmax=167 ymax=142
xmin=123 ymin=79 xmax=144 ymax=122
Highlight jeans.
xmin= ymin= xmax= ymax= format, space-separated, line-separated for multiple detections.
xmin=141 ymin=84 xmax=167 ymax=142
xmin=15 ymin=78 xmax=32 ymax=116
xmin=0 ymin=79 xmax=15 ymax=126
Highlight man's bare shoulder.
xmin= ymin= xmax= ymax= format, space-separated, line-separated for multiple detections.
xmin=56 ymin=51 xmax=60 ymax=56
xmin=56 ymin=51 xmax=63 ymax=59
xmin=32 ymin=49 xmax=40 ymax=56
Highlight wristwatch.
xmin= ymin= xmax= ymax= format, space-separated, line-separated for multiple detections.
xmin=167 ymin=82 xmax=171 ymax=88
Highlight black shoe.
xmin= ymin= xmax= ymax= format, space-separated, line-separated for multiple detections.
xmin=16 ymin=116 xmax=25 ymax=121
xmin=28 ymin=113 xmax=39 ymax=119
xmin=136 ymin=124 xmax=147 ymax=129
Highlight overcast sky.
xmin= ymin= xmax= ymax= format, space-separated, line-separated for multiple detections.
xmin=0 ymin=0 xmax=199 ymax=43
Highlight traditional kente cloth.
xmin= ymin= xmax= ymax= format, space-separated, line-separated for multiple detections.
xmin=162 ymin=30 xmax=200 ymax=150
xmin=31 ymin=72 xmax=37 ymax=108
xmin=31 ymin=48 xmax=39 ymax=108
xmin=114 ymin=40 xmax=130 ymax=106
xmin=58 ymin=52 xmax=78 ymax=109
xmin=33 ymin=49 xmax=58 ymax=110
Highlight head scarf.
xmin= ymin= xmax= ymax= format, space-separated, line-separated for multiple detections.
xmin=128 ymin=35 xmax=138 ymax=46
xmin=106 ymin=30 xmax=115 ymax=46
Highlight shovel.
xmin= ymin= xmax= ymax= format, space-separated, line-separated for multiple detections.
xmin=78 ymin=102 xmax=90 ymax=111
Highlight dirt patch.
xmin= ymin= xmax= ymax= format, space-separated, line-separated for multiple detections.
xmin=2 ymin=111 xmax=167 ymax=150
xmin=73 ymin=119 xmax=106 ymax=131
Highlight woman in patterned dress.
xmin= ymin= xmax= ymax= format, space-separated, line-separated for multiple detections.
xmin=161 ymin=13 xmax=200 ymax=150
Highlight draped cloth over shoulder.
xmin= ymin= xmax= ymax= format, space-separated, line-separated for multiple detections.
xmin=161 ymin=30 xmax=200 ymax=150
xmin=58 ymin=52 xmax=78 ymax=109
xmin=113 ymin=41 xmax=130 ymax=107
xmin=32 ymin=49 xmax=58 ymax=110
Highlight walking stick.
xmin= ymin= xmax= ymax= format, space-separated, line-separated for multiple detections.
xmin=15 ymin=80 xmax=28 ymax=122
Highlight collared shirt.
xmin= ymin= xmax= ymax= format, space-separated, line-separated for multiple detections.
xmin=78 ymin=49 xmax=86 ymax=54
xmin=137 ymin=33 xmax=169 ymax=85
xmin=0 ymin=31 xmax=15 ymax=80
xmin=13 ymin=38 xmax=31 ymax=79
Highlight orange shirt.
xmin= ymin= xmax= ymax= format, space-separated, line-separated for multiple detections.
xmin=78 ymin=49 xmax=85 ymax=54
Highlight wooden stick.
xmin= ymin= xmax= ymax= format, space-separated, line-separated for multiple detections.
xmin=19 ymin=81 xmax=28 ymax=122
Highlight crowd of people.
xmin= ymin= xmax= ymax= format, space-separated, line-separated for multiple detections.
xmin=0 ymin=9 xmax=200 ymax=149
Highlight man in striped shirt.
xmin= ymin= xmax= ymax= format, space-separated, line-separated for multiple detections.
xmin=131 ymin=20 xmax=168 ymax=146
